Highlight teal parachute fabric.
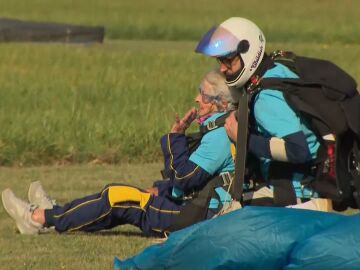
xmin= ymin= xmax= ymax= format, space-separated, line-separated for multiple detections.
xmin=286 ymin=213 xmax=360 ymax=270
xmin=114 ymin=207 xmax=360 ymax=270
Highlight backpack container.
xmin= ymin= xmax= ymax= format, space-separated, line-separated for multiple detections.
xmin=254 ymin=51 xmax=360 ymax=209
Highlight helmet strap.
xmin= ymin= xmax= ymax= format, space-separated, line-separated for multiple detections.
xmin=244 ymin=54 xmax=274 ymax=94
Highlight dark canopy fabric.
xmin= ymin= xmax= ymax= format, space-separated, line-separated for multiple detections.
xmin=114 ymin=207 xmax=360 ymax=270
xmin=0 ymin=18 xmax=104 ymax=43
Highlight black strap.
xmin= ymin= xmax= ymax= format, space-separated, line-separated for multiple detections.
xmin=261 ymin=77 xmax=322 ymax=89
xmin=351 ymin=139 xmax=360 ymax=207
xmin=199 ymin=111 xmax=231 ymax=135
xmin=230 ymin=55 xmax=275 ymax=201
xmin=231 ymin=90 xmax=249 ymax=201
xmin=167 ymin=175 xmax=226 ymax=232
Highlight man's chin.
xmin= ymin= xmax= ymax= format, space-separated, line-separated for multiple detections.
xmin=225 ymin=72 xmax=239 ymax=83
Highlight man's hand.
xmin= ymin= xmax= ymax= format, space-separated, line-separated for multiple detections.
xmin=170 ymin=108 xmax=198 ymax=134
xmin=224 ymin=111 xmax=238 ymax=142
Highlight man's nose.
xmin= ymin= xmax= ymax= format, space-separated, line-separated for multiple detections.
xmin=219 ymin=63 xmax=228 ymax=73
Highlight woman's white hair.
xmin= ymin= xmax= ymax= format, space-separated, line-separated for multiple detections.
xmin=200 ymin=69 xmax=235 ymax=111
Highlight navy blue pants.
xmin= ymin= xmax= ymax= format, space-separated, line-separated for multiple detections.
xmin=44 ymin=184 xmax=184 ymax=236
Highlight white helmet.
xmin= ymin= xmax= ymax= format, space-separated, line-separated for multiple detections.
xmin=195 ymin=17 xmax=266 ymax=88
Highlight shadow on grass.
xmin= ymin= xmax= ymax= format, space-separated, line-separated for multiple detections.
xmin=89 ymin=230 xmax=145 ymax=237
xmin=52 ymin=229 xmax=147 ymax=238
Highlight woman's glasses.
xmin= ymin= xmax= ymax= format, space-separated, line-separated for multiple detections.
xmin=199 ymin=87 xmax=220 ymax=104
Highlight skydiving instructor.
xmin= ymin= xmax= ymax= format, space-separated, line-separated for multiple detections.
xmin=195 ymin=17 xmax=332 ymax=209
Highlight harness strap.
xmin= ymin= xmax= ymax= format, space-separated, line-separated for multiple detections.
xmin=350 ymin=139 xmax=360 ymax=207
xmin=231 ymin=91 xmax=248 ymax=201
xmin=199 ymin=111 xmax=231 ymax=135
xmin=230 ymin=55 xmax=276 ymax=202
xmin=167 ymin=173 xmax=233 ymax=232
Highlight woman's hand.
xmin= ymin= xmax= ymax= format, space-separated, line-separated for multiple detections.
xmin=170 ymin=108 xmax=198 ymax=134
xmin=145 ymin=187 xmax=159 ymax=196
xmin=224 ymin=111 xmax=238 ymax=142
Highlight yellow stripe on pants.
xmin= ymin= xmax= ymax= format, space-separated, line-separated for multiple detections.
xmin=108 ymin=186 xmax=151 ymax=209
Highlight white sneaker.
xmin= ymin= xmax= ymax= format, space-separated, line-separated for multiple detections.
xmin=28 ymin=181 xmax=55 ymax=209
xmin=2 ymin=188 xmax=42 ymax=234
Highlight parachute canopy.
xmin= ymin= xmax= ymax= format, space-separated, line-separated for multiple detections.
xmin=114 ymin=207 xmax=360 ymax=270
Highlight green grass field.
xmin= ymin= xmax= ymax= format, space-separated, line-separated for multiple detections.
xmin=0 ymin=40 xmax=209 ymax=165
xmin=0 ymin=40 xmax=359 ymax=165
xmin=0 ymin=1 xmax=360 ymax=269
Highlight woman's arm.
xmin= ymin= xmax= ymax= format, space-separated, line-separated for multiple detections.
xmin=161 ymin=133 xmax=211 ymax=193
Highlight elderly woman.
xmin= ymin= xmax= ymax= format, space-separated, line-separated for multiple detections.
xmin=2 ymin=69 xmax=236 ymax=237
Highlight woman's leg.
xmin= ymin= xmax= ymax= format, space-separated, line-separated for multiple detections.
xmin=39 ymin=184 xmax=149 ymax=233
xmin=37 ymin=183 xmax=183 ymax=236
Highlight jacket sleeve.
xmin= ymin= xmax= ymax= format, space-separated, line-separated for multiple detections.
xmin=160 ymin=133 xmax=212 ymax=193
xmin=248 ymin=132 xmax=311 ymax=163
xmin=249 ymin=90 xmax=313 ymax=163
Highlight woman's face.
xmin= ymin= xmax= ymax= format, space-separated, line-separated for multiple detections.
xmin=195 ymin=80 xmax=220 ymax=117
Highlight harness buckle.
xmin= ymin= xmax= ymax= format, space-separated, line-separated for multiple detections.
xmin=300 ymin=184 xmax=314 ymax=198
xmin=246 ymin=75 xmax=262 ymax=95
xmin=206 ymin=120 xmax=218 ymax=131
xmin=220 ymin=172 xmax=233 ymax=186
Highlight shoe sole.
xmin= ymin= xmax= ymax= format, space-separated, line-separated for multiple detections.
xmin=2 ymin=189 xmax=17 ymax=220
xmin=2 ymin=189 xmax=38 ymax=235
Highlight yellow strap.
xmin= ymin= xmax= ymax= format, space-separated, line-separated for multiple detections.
xmin=231 ymin=143 xmax=236 ymax=160
xmin=108 ymin=186 xmax=151 ymax=209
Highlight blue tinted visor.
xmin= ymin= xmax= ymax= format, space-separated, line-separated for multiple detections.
xmin=195 ymin=26 xmax=240 ymax=57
